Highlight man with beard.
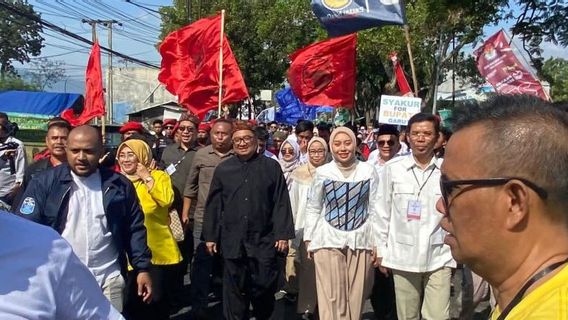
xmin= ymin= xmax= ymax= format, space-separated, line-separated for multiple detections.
xmin=22 ymin=118 xmax=71 ymax=189
xmin=203 ymin=121 xmax=294 ymax=320
xmin=196 ymin=123 xmax=211 ymax=149
xmin=182 ymin=119 xmax=234 ymax=318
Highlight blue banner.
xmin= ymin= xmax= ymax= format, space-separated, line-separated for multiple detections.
xmin=275 ymin=87 xmax=331 ymax=125
xmin=311 ymin=0 xmax=406 ymax=37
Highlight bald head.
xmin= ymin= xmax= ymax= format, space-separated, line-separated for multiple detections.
xmin=67 ymin=125 xmax=103 ymax=177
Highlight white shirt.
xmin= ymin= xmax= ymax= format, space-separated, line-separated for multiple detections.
xmin=289 ymin=177 xmax=311 ymax=249
xmin=0 ymin=136 xmax=26 ymax=197
xmin=263 ymin=149 xmax=278 ymax=161
xmin=62 ymin=170 xmax=121 ymax=286
xmin=304 ymin=161 xmax=381 ymax=251
xmin=377 ymin=154 xmax=455 ymax=272
xmin=0 ymin=211 xmax=123 ymax=319
xmin=367 ymin=148 xmax=408 ymax=176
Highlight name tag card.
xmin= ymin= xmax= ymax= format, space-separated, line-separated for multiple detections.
xmin=165 ymin=164 xmax=176 ymax=175
xmin=407 ymin=200 xmax=422 ymax=221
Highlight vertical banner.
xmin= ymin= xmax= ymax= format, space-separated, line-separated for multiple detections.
xmin=474 ymin=30 xmax=549 ymax=101
xmin=311 ymin=0 xmax=406 ymax=37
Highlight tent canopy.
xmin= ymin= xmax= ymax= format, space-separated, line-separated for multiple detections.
xmin=0 ymin=91 xmax=83 ymax=116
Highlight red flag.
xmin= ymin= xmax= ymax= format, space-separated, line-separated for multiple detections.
xmin=288 ymin=34 xmax=357 ymax=108
xmin=474 ymin=30 xmax=549 ymax=100
xmin=389 ymin=52 xmax=413 ymax=97
xmin=158 ymin=15 xmax=249 ymax=118
xmin=61 ymin=41 xmax=105 ymax=126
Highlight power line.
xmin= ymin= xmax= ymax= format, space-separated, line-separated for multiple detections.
xmin=0 ymin=1 xmax=159 ymax=69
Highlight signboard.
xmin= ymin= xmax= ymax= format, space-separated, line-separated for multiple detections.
xmin=378 ymin=95 xmax=421 ymax=126
xmin=260 ymin=90 xmax=272 ymax=101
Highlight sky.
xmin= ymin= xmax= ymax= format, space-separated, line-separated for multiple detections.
xmin=17 ymin=0 xmax=568 ymax=95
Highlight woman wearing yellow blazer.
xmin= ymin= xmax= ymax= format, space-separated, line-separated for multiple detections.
xmin=117 ymin=138 xmax=181 ymax=320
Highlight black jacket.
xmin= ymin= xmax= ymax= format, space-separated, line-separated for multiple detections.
xmin=203 ymin=153 xmax=294 ymax=259
xmin=14 ymin=164 xmax=151 ymax=276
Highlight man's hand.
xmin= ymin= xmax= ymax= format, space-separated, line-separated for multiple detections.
xmin=304 ymin=241 xmax=313 ymax=259
xmin=375 ymin=257 xmax=390 ymax=277
xmin=275 ymin=240 xmax=288 ymax=253
xmin=206 ymin=241 xmax=217 ymax=255
xmin=136 ymin=271 xmax=153 ymax=303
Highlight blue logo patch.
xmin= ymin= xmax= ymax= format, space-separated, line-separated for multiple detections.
xmin=20 ymin=197 xmax=35 ymax=215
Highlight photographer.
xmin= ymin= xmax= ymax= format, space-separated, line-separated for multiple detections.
xmin=0 ymin=113 xmax=25 ymax=209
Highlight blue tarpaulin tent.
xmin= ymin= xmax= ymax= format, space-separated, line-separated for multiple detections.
xmin=0 ymin=91 xmax=82 ymax=116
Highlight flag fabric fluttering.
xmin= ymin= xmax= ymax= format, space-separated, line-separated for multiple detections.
xmin=474 ymin=30 xmax=549 ymax=101
xmin=288 ymin=34 xmax=357 ymax=108
xmin=61 ymin=41 xmax=105 ymax=126
xmin=158 ymin=15 xmax=249 ymax=118
xmin=389 ymin=52 xmax=413 ymax=96
xmin=311 ymin=0 xmax=406 ymax=38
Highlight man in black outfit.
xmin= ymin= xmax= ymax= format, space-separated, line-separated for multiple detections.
xmin=203 ymin=120 xmax=294 ymax=320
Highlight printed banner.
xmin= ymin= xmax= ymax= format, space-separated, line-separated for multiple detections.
xmin=311 ymin=0 xmax=405 ymax=37
xmin=378 ymin=95 xmax=421 ymax=125
xmin=474 ymin=30 xmax=548 ymax=101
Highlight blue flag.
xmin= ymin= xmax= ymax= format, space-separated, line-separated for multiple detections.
xmin=275 ymin=87 xmax=329 ymax=125
xmin=311 ymin=0 xmax=406 ymax=37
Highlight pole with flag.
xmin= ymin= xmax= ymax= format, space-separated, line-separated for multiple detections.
xmin=218 ymin=9 xmax=225 ymax=118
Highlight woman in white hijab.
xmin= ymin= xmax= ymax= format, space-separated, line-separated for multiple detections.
xmin=289 ymin=137 xmax=329 ymax=318
xmin=304 ymin=127 xmax=381 ymax=320
xmin=278 ymin=137 xmax=301 ymax=189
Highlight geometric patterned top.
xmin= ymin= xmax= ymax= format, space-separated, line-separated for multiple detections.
xmin=323 ymin=179 xmax=370 ymax=231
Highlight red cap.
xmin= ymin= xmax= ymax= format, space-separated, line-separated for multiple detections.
xmin=163 ymin=118 xmax=177 ymax=127
xmin=198 ymin=123 xmax=211 ymax=133
xmin=119 ymin=121 xmax=144 ymax=134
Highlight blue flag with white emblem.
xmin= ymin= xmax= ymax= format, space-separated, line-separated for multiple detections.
xmin=311 ymin=0 xmax=406 ymax=37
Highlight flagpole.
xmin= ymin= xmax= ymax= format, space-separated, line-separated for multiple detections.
xmin=217 ymin=9 xmax=225 ymax=118
xmin=404 ymin=25 xmax=419 ymax=97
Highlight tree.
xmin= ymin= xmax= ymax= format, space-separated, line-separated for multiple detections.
xmin=27 ymin=58 xmax=66 ymax=91
xmin=0 ymin=74 xmax=38 ymax=91
xmin=0 ymin=0 xmax=44 ymax=79
xmin=540 ymin=58 xmax=568 ymax=102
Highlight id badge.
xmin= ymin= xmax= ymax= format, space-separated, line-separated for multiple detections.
xmin=407 ymin=200 xmax=422 ymax=221
xmin=165 ymin=164 xmax=177 ymax=176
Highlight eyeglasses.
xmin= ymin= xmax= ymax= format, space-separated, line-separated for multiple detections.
xmin=282 ymin=148 xmax=295 ymax=154
xmin=440 ymin=176 xmax=548 ymax=210
xmin=410 ymin=131 xmax=434 ymax=139
xmin=270 ymin=125 xmax=278 ymax=128
xmin=232 ymin=136 xmax=254 ymax=144
xmin=377 ymin=140 xmax=395 ymax=147
xmin=165 ymin=125 xmax=174 ymax=129
xmin=308 ymin=149 xmax=325 ymax=156
xmin=178 ymin=126 xmax=195 ymax=132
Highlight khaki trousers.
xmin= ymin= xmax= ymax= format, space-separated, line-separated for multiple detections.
xmin=297 ymin=241 xmax=317 ymax=313
xmin=284 ymin=243 xmax=299 ymax=294
xmin=102 ymin=273 xmax=126 ymax=313
xmin=392 ymin=267 xmax=452 ymax=320
xmin=313 ymin=248 xmax=374 ymax=320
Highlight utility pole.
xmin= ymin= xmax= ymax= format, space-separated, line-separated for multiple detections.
xmin=186 ymin=0 xmax=191 ymax=22
xmin=81 ymin=19 xmax=121 ymax=124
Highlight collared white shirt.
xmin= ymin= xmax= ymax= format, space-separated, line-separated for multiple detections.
xmin=62 ymin=170 xmax=121 ymax=286
xmin=366 ymin=148 xmax=408 ymax=176
xmin=376 ymin=154 xmax=455 ymax=272
xmin=0 ymin=210 xmax=123 ymax=319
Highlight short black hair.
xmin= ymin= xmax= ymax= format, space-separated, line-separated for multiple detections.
xmin=0 ymin=112 xmax=8 ymax=121
xmin=152 ymin=119 xmax=163 ymax=126
xmin=317 ymin=122 xmax=331 ymax=132
xmin=407 ymin=113 xmax=440 ymax=135
xmin=268 ymin=121 xmax=278 ymax=127
xmin=295 ymin=120 xmax=314 ymax=134
xmin=47 ymin=117 xmax=71 ymax=131
xmin=451 ymin=94 xmax=568 ymax=212
xmin=254 ymin=126 xmax=269 ymax=141
xmin=213 ymin=118 xmax=233 ymax=129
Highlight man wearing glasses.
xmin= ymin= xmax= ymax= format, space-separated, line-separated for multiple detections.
xmin=367 ymin=125 xmax=402 ymax=175
xmin=203 ymin=121 xmax=294 ymax=320
xmin=437 ymin=95 xmax=568 ymax=320
xmin=377 ymin=113 xmax=456 ymax=320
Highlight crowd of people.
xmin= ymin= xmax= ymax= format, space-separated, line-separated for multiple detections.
xmin=0 ymin=94 xmax=567 ymax=320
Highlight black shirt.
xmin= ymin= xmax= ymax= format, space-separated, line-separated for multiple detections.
xmin=203 ymin=153 xmax=295 ymax=259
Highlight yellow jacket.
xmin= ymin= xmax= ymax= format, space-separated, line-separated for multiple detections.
xmin=133 ymin=170 xmax=182 ymax=265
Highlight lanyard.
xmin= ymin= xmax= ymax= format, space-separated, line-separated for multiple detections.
xmin=496 ymin=257 xmax=568 ymax=320
xmin=171 ymin=152 xmax=188 ymax=169
xmin=411 ymin=166 xmax=436 ymax=198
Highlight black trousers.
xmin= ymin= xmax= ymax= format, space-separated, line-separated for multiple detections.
xmin=223 ymin=255 xmax=279 ymax=320
xmin=124 ymin=264 xmax=178 ymax=320
xmin=370 ymin=269 xmax=398 ymax=320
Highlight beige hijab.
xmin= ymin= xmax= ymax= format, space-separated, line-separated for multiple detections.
xmin=290 ymin=137 xmax=328 ymax=184
xmin=329 ymin=126 xmax=358 ymax=177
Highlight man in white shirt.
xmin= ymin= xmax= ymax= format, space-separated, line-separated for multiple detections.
xmin=16 ymin=125 xmax=152 ymax=312
xmin=377 ymin=113 xmax=456 ymax=320
xmin=366 ymin=125 xmax=402 ymax=175
xmin=0 ymin=113 xmax=25 ymax=209
xmin=0 ymin=210 xmax=123 ymax=319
